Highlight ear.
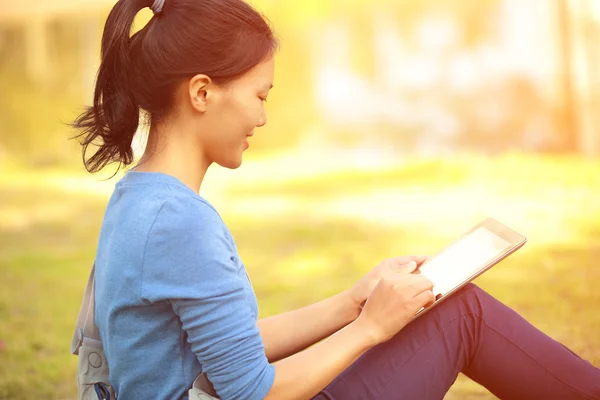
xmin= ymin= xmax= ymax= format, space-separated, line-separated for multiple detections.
xmin=188 ymin=74 xmax=212 ymax=113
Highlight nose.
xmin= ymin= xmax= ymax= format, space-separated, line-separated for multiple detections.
xmin=257 ymin=108 xmax=267 ymax=128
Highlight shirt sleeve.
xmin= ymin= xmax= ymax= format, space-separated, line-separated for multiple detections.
xmin=141 ymin=197 xmax=275 ymax=400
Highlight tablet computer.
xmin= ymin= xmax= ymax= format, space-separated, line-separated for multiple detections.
xmin=413 ymin=217 xmax=527 ymax=319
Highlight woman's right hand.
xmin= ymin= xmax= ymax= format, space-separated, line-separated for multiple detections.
xmin=355 ymin=273 xmax=435 ymax=345
xmin=264 ymin=268 xmax=435 ymax=400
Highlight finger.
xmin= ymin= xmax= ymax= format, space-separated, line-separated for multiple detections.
xmin=404 ymin=274 xmax=435 ymax=294
xmin=412 ymin=290 xmax=435 ymax=309
xmin=409 ymin=255 xmax=429 ymax=266
xmin=391 ymin=258 xmax=418 ymax=273
xmin=401 ymin=261 xmax=418 ymax=273
xmin=390 ymin=256 xmax=411 ymax=265
xmin=388 ymin=274 xmax=434 ymax=296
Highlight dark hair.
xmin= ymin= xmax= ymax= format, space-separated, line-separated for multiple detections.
xmin=72 ymin=0 xmax=278 ymax=173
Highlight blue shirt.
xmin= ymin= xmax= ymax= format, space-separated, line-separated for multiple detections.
xmin=94 ymin=171 xmax=275 ymax=400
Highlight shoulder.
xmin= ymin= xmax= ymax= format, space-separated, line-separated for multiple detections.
xmin=152 ymin=188 xmax=228 ymax=241
xmin=140 ymin=190 xmax=239 ymax=301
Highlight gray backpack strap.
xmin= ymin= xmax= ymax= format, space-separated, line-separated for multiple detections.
xmin=71 ymin=264 xmax=116 ymax=400
xmin=71 ymin=264 xmax=100 ymax=355
xmin=189 ymin=374 xmax=220 ymax=399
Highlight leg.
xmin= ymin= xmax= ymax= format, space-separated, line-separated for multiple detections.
xmin=313 ymin=284 xmax=600 ymax=400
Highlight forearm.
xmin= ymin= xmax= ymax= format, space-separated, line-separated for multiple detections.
xmin=258 ymin=291 xmax=360 ymax=362
xmin=264 ymin=319 xmax=375 ymax=400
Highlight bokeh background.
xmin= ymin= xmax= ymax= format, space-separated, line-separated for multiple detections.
xmin=1 ymin=0 xmax=600 ymax=399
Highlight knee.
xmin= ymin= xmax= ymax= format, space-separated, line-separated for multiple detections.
xmin=458 ymin=283 xmax=486 ymax=302
xmin=442 ymin=283 xmax=486 ymax=315
xmin=460 ymin=283 xmax=483 ymax=297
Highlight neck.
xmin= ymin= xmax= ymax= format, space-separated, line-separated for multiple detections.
xmin=134 ymin=122 xmax=210 ymax=193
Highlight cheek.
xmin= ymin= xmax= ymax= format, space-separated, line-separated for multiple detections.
xmin=209 ymin=92 xmax=262 ymax=153
xmin=231 ymin=93 xmax=263 ymax=127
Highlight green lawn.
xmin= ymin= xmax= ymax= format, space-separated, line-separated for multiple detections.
xmin=1 ymin=153 xmax=599 ymax=399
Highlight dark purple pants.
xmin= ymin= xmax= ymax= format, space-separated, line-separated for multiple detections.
xmin=314 ymin=284 xmax=600 ymax=400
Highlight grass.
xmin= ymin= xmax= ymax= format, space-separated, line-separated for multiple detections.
xmin=0 ymin=153 xmax=599 ymax=399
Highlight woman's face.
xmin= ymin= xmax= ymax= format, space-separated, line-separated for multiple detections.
xmin=199 ymin=57 xmax=275 ymax=169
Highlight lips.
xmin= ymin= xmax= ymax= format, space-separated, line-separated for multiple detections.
xmin=243 ymin=132 xmax=253 ymax=150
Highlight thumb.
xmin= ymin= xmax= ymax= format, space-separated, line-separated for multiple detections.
xmin=396 ymin=260 xmax=418 ymax=273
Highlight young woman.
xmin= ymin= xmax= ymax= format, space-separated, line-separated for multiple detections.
xmin=73 ymin=0 xmax=600 ymax=399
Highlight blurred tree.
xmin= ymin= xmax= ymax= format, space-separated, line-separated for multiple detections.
xmin=578 ymin=0 xmax=600 ymax=156
xmin=0 ymin=19 xmax=85 ymax=166
xmin=556 ymin=0 xmax=579 ymax=153
xmin=556 ymin=0 xmax=600 ymax=156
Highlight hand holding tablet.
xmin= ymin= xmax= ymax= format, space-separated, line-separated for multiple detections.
xmin=354 ymin=217 xmax=526 ymax=340
xmin=413 ymin=217 xmax=527 ymax=319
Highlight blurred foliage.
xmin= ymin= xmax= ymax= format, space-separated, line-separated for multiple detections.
xmin=0 ymin=21 xmax=85 ymax=167
xmin=0 ymin=0 xmax=505 ymax=167
xmin=258 ymin=0 xmax=499 ymax=45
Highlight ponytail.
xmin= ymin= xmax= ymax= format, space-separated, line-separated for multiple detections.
xmin=72 ymin=0 xmax=152 ymax=173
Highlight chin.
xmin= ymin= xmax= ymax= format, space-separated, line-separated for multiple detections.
xmin=217 ymin=157 xmax=243 ymax=170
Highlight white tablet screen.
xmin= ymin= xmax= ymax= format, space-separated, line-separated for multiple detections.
xmin=419 ymin=227 xmax=511 ymax=296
